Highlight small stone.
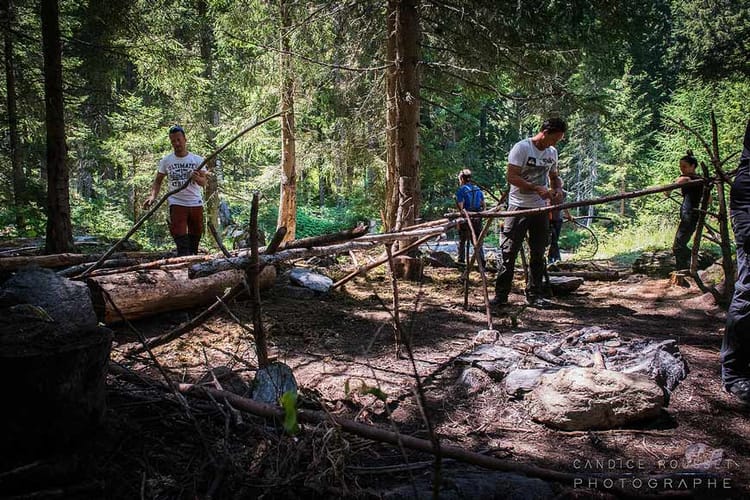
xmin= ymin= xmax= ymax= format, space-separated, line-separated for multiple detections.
xmin=289 ymin=268 xmax=333 ymax=293
xmin=456 ymin=367 xmax=492 ymax=395
xmin=251 ymin=362 xmax=298 ymax=405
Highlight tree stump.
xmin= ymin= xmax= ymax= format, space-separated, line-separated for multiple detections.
xmin=0 ymin=269 xmax=113 ymax=466
xmin=0 ymin=312 xmax=113 ymax=466
xmin=390 ymin=255 xmax=423 ymax=281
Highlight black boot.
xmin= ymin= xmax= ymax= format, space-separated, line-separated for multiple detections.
xmin=188 ymin=234 xmax=202 ymax=255
xmin=174 ymin=235 xmax=192 ymax=256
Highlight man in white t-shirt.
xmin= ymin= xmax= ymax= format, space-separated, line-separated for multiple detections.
xmin=491 ymin=118 xmax=566 ymax=308
xmin=143 ymin=125 xmax=208 ymax=256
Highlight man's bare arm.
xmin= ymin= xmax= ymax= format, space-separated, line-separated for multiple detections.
xmin=143 ymin=172 xmax=166 ymax=208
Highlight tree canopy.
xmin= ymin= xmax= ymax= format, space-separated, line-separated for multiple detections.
xmin=0 ymin=0 xmax=748 ymax=248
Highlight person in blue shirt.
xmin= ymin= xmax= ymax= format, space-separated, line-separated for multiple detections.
xmin=455 ymin=169 xmax=486 ymax=266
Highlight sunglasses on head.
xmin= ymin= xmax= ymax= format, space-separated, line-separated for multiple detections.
xmin=169 ymin=125 xmax=185 ymax=135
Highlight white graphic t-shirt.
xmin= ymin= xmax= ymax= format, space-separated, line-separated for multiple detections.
xmin=507 ymin=138 xmax=558 ymax=208
xmin=157 ymin=152 xmax=206 ymax=207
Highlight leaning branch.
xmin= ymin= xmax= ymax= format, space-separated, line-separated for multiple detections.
xmin=191 ymin=227 xmax=446 ymax=279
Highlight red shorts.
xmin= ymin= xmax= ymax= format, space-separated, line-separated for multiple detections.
xmin=169 ymin=205 xmax=204 ymax=237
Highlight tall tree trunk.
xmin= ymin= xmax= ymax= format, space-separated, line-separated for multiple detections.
xmin=198 ymin=0 xmax=220 ymax=233
xmin=3 ymin=0 xmax=25 ymax=232
xmin=710 ymin=112 xmax=735 ymax=304
xmin=41 ymin=0 xmax=73 ymax=254
xmin=384 ymin=0 xmax=421 ymax=237
xmin=277 ymin=0 xmax=296 ymax=242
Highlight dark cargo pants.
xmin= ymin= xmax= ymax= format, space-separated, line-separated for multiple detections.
xmin=495 ymin=207 xmax=549 ymax=301
xmin=672 ymin=209 xmax=699 ymax=270
xmin=458 ymin=216 xmax=485 ymax=265
xmin=722 ymin=207 xmax=750 ymax=387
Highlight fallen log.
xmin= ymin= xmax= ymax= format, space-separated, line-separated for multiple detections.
xmin=331 ymin=233 xmax=437 ymax=289
xmin=277 ymin=224 xmax=368 ymax=250
xmin=79 ymin=253 xmax=213 ymax=278
xmin=86 ymin=266 xmax=276 ymax=324
xmin=0 ymin=252 xmax=165 ymax=272
xmin=57 ymin=258 xmax=146 ymax=278
xmin=189 ymin=230 xmax=444 ymax=279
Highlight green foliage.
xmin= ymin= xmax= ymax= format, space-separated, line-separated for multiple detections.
xmin=70 ymin=195 xmax=136 ymax=240
xmin=590 ymin=216 xmax=676 ymax=262
xmin=279 ymin=390 xmax=299 ymax=436
xmin=0 ymin=0 xmax=746 ymax=256
xmin=669 ymin=0 xmax=750 ymax=79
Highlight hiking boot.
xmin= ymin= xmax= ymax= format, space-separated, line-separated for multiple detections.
xmin=489 ymin=296 xmax=508 ymax=307
xmin=526 ymin=297 xmax=553 ymax=309
xmin=725 ymin=380 xmax=750 ymax=404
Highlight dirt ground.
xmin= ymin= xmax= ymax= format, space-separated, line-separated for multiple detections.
xmin=9 ymin=255 xmax=748 ymax=499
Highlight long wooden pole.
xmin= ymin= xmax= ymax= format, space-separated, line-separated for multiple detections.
xmin=331 ymin=233 xmax=437 ymax=289
xmin=249 ymin=192 xmax=269 ymax=368
xmin=465 ymin=179 xmax=705 ymax=220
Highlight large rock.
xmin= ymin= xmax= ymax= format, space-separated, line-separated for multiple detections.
xmin=549 ymin=276 xmax=584 ymax=295
xmin=0 ymin=267 xmax=97 ymax=332
xmin=529 ymin=367 xmax=664 ymax=430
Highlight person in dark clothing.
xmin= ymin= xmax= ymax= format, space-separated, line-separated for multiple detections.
xmin=455 ymin=169 xmax=486 ymax=266
xmin=672 ymin=151 xmax=703 ymax=270
xmin=492 ymin=118 xmax=565 ymax=308
xmin=548 ymin=179 xmax=573 ymax=264
xmin=722 ymin=119 xmax=750 ymax=404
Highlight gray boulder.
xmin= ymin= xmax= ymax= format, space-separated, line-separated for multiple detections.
xmin=529 ymin=367 xmax=664 ymax=431
xmin=1 ymin=267 xmax=97 ymax=332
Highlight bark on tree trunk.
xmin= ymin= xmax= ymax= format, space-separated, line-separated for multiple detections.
xmin=41 ymin=0 xmax=73 ymax=254
xmin=384 ymin=0 xmax=421 ymax=237
xmin=1 ymin=322 xmax=113 ymax=461
xmin=199 ymin=0 xmax=220 ymax=233
xmin=3 ymin=0 xmax=25 ymax=233
xmin=277 ymin=0 xmax=297 ymax=242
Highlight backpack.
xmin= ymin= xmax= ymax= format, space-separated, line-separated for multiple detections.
xmin=463 ymin=185 xmax=483 ymax=212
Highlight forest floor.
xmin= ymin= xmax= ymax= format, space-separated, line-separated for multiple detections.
xmin=11 ymin=251 xmax=749 ymax=499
